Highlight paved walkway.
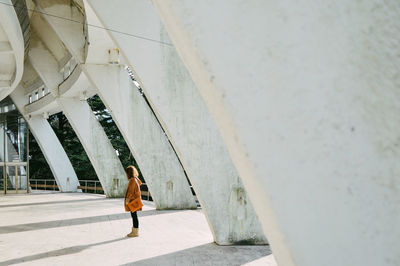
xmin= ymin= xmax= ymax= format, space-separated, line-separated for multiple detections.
xmin=0 ymin=192 xmax=277 ymax=266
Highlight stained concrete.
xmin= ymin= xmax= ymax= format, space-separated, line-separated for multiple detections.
xmin=0 ymin=192 xmax=276 ymax=266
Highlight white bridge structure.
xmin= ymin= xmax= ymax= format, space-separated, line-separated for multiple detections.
xmin=0 ymin=1 xmax=399 ymax=266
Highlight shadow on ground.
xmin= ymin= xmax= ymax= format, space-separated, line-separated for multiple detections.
xmin=0 ymin=241 xmax=272 ymax=266
xmin=121 ymin=243 xmax=272 ymax=266
xmin=0 ymin=197 xmax=109 ymax=208
xmin=0 ymin=237 xmax=129 ymax=266
xmin=0 ymin=209 xmax=186 ymax=234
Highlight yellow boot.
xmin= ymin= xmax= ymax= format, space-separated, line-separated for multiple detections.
xmin=127 ymin=227 xmax=138 ymax=237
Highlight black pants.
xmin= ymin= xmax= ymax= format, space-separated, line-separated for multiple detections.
xmin=130 ymin=211 xmax=139 ymax=228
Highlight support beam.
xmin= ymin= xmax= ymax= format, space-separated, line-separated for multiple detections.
xmin=11 ymin=86 xmax=80 ymax=192
xmin=153 ymin=2 xmax=400 ymax=266
xmin=27 ymin=33 xmax=127 ymax=197
xmin=57 ymin=96 xmax=128 ymax=197
xmin=38 ymin=0 xmax=196 ymax=207
xmin=86 ymin=0 xmax=266 ymax=245
xmin=85 ymin=64 xmax=197 ymax=209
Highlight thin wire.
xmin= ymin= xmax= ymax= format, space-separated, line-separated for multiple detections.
xmin=0 ymin=1 xmax=173 ymax=46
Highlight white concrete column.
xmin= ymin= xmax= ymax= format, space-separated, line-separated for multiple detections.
xmin=57 ymin=96 xmax=128 ymax=197
xmin=84 ymin=64 xmax=197 ymax=209
xmin=26 ymin=116 xmax=80 ymax=192
xmin=10 ymin=86 xmax=80 ymax=192
xmin=86 ymin=0 xmax=266 ymax=245
xmin=27 ymin=32 xmax=127 ymax=197
xmin=35 ymin=0 xmax=197 ymax=207
xmin=153 ymin=1 xmax=400 ymax=266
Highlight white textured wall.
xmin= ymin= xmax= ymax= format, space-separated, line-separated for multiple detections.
xmin=153 ymin=1 xmax=400 ymax=266
xmin=87 ymin=0 xmax=267 ymax=245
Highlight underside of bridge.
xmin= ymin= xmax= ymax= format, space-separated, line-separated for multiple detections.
xmin=0 ymin=1 xmax=399 ymax=266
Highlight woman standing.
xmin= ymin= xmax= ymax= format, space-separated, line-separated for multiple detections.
xmin=124 ymin=165 xmax=143 ymax=237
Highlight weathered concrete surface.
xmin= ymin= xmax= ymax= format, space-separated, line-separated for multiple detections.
xmin=85 ymin=64 xmax=197 ymax=210
xmin=153 ymin=1 xmax=400 ymax=266
xmin=86 ymin=0 xmax=267 ymax=246
xmin=57 ymin=97 xmax=128 ymax=198
xmin=0 ymin=192 xmax=276 ymax=266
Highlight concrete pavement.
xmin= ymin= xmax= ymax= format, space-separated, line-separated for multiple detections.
xmin=0 ymin=192 xmax=276 ymax=265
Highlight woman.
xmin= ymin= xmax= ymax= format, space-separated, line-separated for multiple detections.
xmin=124 ymin=165 xmax=143 ymax=237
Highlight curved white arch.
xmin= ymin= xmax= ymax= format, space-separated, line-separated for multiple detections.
xmin=0 ymin=0 xmax=25 ymax=100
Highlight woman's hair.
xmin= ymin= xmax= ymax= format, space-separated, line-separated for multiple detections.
xmin=126 ymin=165 xmax=139 ymax=179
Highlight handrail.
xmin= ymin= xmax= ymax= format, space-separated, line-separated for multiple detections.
xmin=78 ymin=180 xmax=103 ymax=194
xmin=77 ymin=180 xmax=153 ymax=200
xmin=29 ymin=179 xmax=199 ymax=205
xmin=29 ymin=179 xmax=58 ymax=191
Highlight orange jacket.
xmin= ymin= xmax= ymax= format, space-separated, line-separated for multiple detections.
xmin=124 ymin=177 xmax=143 ymax=212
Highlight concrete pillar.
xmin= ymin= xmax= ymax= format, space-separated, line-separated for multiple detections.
xmin=57 ymin=96 xmax=127 ymax=197
xmin=27 ymin=32 xmax=127 ymax=197
xmin=35 ymin=0 xmax=196 ymax=207
xmin=153 ymin=1 xmax=400 ymax=266
xmin=10 ymin=86 xmax=80 ymax=192
xmin=86 ymin=0 xmax=266 ymax=245
xmin=84 ymin=64 xmax=197 ymax=209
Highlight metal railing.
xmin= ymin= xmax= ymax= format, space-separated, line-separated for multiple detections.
xmin=78 ymin=180 xmax=103 ymax=194
xmin=78 ymin=180 xmax=152 ymax=200
xmin=29 ymin=179 xmax=59 ymax=191
xmin=77 ymin=180 xmax=153 ymax=201
xmin=28 ymin=179 xmax=196 ymax=205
